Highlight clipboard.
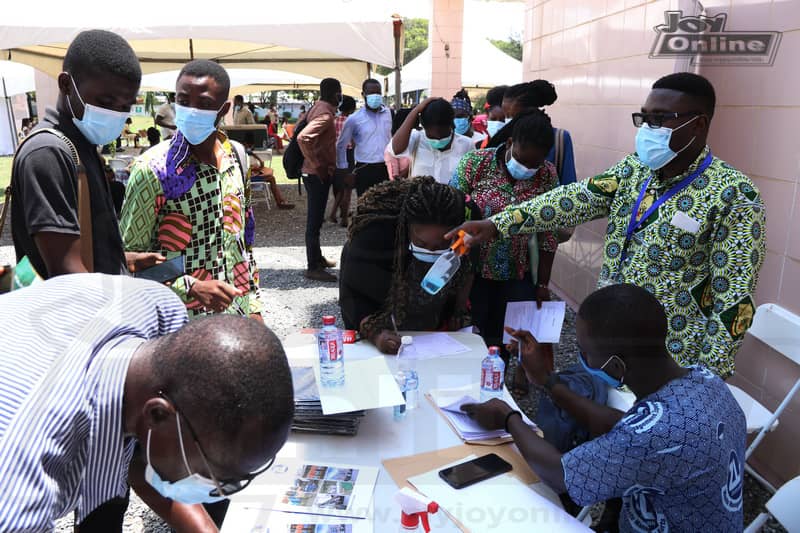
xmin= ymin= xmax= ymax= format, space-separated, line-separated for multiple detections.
xmin=382 ymin=444 xmax=541 ymax=533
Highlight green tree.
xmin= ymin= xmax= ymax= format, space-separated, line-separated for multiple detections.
xmin=376 ymin=18 xmax=428 ymax=76
xmin=490 ymin=36 xmax=522 ymax=61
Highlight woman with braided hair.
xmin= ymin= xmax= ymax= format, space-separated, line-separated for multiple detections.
xmin=339 ymin=177 xmax=480 ymax=354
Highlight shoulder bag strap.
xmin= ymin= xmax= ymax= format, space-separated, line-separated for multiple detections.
xmin=553 ymin=128 xmax=565 ymax=179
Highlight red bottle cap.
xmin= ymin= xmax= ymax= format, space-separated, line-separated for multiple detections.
xmin=489 ymin=346 xmax=500 ymax=355
xmin=322 ymin=315 xmax=336 ymax=326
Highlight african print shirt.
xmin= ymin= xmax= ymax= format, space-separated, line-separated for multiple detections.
xmin=562 ymin=366 xmax=746 ymax=533
xmin=120 ymin=131 xmax=263 ymax=318
xmin=451 ymin=146 xmax=559 ymax=281
xmin=491 ymin=147 xmax=766 ymax=377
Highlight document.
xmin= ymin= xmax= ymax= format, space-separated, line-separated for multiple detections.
xmin=314 ymin=357 xmax=405 ymax=415
xmin=408 ymin=458 xmax=590 ymax=532
xmin=406 ymin=332 xmax=471 ymax=359
xmin=436 ymin=394 xmax=537 ymax=441
xmin=502 ymin=301 xmax=566 ymax=344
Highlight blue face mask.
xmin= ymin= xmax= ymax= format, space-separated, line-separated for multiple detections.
xmin=453 ymin=117 xmax=470 ymax=135
xmin=409 ymin=242 xmax=448 ymax=263
xmin=144 ymin=413 xmax=226 ymax=505
xmin=579 ymin=351 xmax=625 ymax=388
xmin=634 ymin=116 xmax=698 ymax=170
xmin=487 ymin=120 xmax=504 ymax=138
xmin=365 ymin=93 xmax=383 ymax=110
xmin=175 ymin=103 xmax=223 ymax=145
xmin=505 ymin=145 xmax=539 ymax=180
xmin=426 ymin=132 xmax=453 ymax=151
xmin=66 ymin=77 xmax=129 ymax=146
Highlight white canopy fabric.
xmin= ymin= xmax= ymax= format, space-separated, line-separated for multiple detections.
xmin=384 ymin=38 xmax=522 ymax=94
xmin=140 ymin=68 xmax=362 ymax=97
xmin=0 ymin=0 xmax=399 ymax=90
xmin=0 ymin=61 xmax=35 ymax=97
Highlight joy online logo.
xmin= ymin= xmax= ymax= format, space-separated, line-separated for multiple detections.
xmin=650 ymin=10 xmax=782 ymax=66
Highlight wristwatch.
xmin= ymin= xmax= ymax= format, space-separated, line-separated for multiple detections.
xmin=542 ymin=373 xmax=562 ymax=392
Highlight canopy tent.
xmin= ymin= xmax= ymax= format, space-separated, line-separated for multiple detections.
xmin=1 ymin=61 xmax=35 ymax=155
xmin=0 ymin=61 xmax=35 ymax=97
xmin=140 ymin=68 xmax=362 ymax=97
xmin=382 ymin=37 xmax=522 ymax=95
xmin=0 ymin=0 xmax=400 ymax=91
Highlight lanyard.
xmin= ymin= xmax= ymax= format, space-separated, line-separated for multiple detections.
xmin=621 ymin=153 xmax=712 ymax=263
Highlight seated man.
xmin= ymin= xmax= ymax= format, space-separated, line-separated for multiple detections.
xmin=244 ymin=134 xmax=294 ymax=209
xmin=0 ymin=273 xmax=294 ymax=532
xmin=339 ymin=177 xmax=479 ymax=354
xmin=462 ymin=283 xmax=745 ymax=532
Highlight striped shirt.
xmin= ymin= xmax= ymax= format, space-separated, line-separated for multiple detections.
xmin=0 ymin=274 xmax=188 ymax=531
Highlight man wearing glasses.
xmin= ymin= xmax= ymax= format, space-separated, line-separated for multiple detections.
xmin=450 ymin=72 xmax=765 ymax=378
xmin=0 ymin=274 xmax=293 ymax=532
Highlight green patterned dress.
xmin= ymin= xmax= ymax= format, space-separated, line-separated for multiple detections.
xmin=491 ymin=146 xmax=766 ymax=377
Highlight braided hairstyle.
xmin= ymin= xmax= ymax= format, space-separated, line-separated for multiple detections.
xmin=504 ymin=79 xmax=557 ymax=111
xmin=391 ymin=177 xmax=467 ymax=324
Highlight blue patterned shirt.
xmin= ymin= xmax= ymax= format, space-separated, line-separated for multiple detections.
xmin=0 ymin=274 xmax=188 ymax=531
xmin=562 ymin=366 xmax=745 ymax=532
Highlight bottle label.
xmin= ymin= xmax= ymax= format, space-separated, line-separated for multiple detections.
xmin=327 ymin=339 xmax=340 ymax=361
xmin=481 ymin=368 xmax=502 ymax=390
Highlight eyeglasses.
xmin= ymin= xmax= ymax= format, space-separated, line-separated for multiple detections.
xmin=160 ymin=392 xmax=275 ymax=497
xmin=631 ymin=112 xmax=701 ymax=129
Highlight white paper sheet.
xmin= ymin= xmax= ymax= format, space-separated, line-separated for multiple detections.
xmin=236 ymin=460 xmax=379 ymax=520
xmin=437 ymin=394 xmax=538 ymax=441
xmin=315 ymin=357 xmax=405 ymax=415
xmin=405 ymin=333 xmax=471 ymax=359
xmin=502 ymin=301 xmax=566 ymax=344
xmin=408 ymin=458 xmax=590 ymax=532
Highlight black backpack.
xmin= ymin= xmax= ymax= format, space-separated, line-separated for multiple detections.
xmin=282 ymin=108 xmax=312 ymax=179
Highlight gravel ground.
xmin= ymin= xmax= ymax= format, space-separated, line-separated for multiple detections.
xmin=0 ymin=184 xmax=785 ymax=532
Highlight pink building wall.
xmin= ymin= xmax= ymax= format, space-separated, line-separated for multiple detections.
xmin=525 ymin=0 xmax=800 ymax=486
xmin=430 ymin=0 xmax=465 ymax=98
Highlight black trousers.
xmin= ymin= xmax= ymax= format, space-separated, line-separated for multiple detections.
xmin=354 ymin=162 xmax=389 ymax=197
xmin=303 ymin=174 xmax=331 ymax=269
xmin=470 ymin=274 xmax=537 ymax=348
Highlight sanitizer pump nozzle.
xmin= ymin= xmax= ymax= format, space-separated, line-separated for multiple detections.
xmin=395 ymin=487 xmax=439 ymax=532
xmin=420 ymin=230 xmax=469 ymax=295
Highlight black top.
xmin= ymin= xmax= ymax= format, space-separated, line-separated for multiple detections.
xmin=10 ymin=107 xmax=126 ymax=278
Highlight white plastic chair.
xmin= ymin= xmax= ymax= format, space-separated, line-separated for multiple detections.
xmin=743 ymin=475 xmax=800 ymax=532
xmin=249 ymin=148 xmax=275 ymax=210
xmin=729 ymin=303 xmax=800 ymax=492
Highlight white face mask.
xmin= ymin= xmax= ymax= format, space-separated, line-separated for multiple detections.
xmin=408 ymin=242 xmax=449 ymax=263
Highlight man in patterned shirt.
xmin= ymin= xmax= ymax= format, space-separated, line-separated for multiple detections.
xmin=463 ymin=284 xmax=746 ymax=532
xmin=450 ymin=73 xmax=765 ymax=377
xmin=121 ymin=60 xmax=263 ymax=319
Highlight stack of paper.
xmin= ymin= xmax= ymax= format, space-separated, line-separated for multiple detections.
xmin=437 ymin=395 xmax=537 ymax=441
xmin=291 ymin=368 xmax=365 ymax=436
xmin=502 ymin=301 xmax=566 ymax=344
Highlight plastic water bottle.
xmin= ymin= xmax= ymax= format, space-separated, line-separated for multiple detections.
xmin=394 ymin=336 xmax=419 ymax=420
xmin=420 ymin=231 xmax=469 ymax=295
xmin=480 ymin=346 xmax=505 ymax=401
xmin=318 ymin=315 xmax=344 ymax=387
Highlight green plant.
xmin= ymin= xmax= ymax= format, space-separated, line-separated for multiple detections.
xmin=376 ymin=18 xmax=428 ymax=76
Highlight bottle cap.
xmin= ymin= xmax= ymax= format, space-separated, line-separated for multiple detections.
xmin=449 ymin=229 xmax=469 ymax=256
xmin=322 ymin=315 xmax=336 ymax=326
xmin=488 ymin=346 xmax=500 ymax=355
xmin=401 ymin=335 xmax=413 ymax=345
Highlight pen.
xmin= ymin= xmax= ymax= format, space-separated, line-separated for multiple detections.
xmin=391 ymin=313 xmax=399 ymax=336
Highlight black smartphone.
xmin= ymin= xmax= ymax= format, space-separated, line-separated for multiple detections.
xmin=438 ymin=453 xmax=513 ymax=490
xmin=133 ymin=256 xmax=185 ymax=284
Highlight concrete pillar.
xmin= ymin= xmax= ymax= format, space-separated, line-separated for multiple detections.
xmin=429 ymin=0 xmax=464 ymax=98
xmin=34 ymin=70 xmax=59 ymax=114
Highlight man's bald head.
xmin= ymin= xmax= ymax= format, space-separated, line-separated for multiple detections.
xmin=151 ymin=315 xmax=294 ymax=465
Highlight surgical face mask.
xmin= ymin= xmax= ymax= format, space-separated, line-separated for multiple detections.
xmin=409 ymin=242 xmax=448 ymax=263
xmin=426 ymin=132 xmax=453 ymax=151
xmin=453 ymin=117 xmax=470 ymax=135
xmin=634 ymin=115 xmax=698 ymax=170
xmin=234 ymin=105 xmax=241 ymax=113
xmin=505 ymin=146 xmax=539 ymax=180
xmin=66 ymin=76 xmax=129 ymax=146
xmin=487 ymin=120 xmax=504 ymax=138
xmin=579 ymin=351 xmax=625 ymax=389
xmin=175 ymin=103 xmax=223 ymax=145
xmin=365 ymin=94 xmax=383 ymax=109
xmin=144 ymin=413 xmax=226 ymax=505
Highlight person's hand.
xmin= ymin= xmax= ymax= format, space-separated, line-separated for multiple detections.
xmin=460 ymin=398 xmax=513 ymax=431
xmin=125 ymin=251 xmax=166 ymax=273
xmin=535 ymin=285 xmax=550 ymax=309
xmin=188 ymin=280 xmax=243 ymax=313
xmin=415 ymin=96 xmax=438 ymax=112
xmin=505 ymin=327 xmax=551 ymax=387
xmin=373 ymin=329 xmax=402 ymax=354
xmin=444 ymin=220 xmax=498 ymax=247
